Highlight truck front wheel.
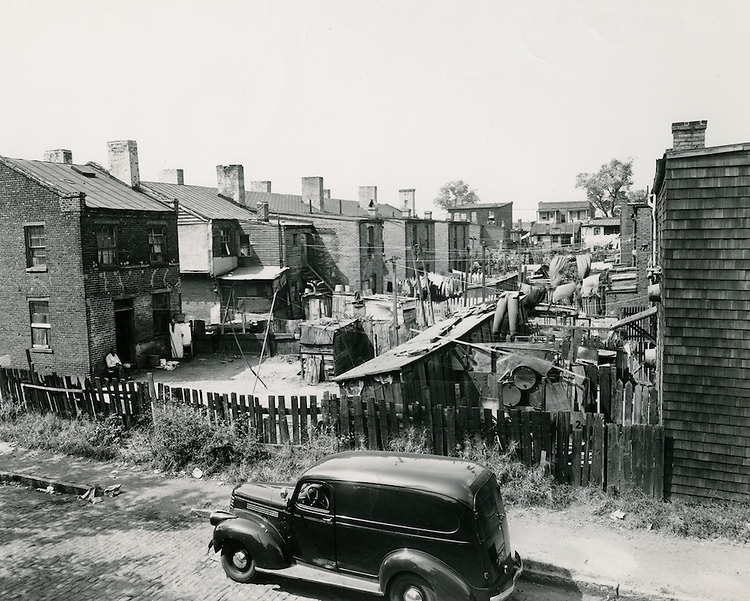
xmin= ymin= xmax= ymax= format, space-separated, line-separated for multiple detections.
xmin=221 ymin=541 xmax=257 ymax=583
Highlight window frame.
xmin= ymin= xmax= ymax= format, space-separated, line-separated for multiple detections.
xmin=24 ymin=223 xmax=47 ymax=271
xmin=96 ymin=225 xmax=118 ymax=266
xmin=29 ymin=299 xmax=51 ymax=350
xmin=219 ymin=229 xmax=232 ymax=257
xmin=148 ymin=227 xmax=167 ymax=264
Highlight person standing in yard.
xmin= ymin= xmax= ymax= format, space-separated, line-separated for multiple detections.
xmin=105 ymin=347 xmax=125 ymax=379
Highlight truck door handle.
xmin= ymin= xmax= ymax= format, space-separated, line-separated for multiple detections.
xmin=322 ymin=516 xmax=333 ymax=524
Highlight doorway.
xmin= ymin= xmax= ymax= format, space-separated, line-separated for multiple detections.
xmin=114 ymin=298 xmax=135 ymax=363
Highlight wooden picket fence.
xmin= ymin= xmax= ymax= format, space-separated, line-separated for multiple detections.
xmin=157 ymin=383 xmax=664 ymax=497
xmin=0 ymin=367 xmax=664 ymax=498
xmin=0 ymin=368 xmax=148 ymax=428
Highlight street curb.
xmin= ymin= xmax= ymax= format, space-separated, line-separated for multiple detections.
xmin=0 ymin=470 xmax=94 ymax=496
xmin=521 ymin=558 xmax=687 ymax=601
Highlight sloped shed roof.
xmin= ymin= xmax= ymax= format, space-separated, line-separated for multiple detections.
xmin=300 ymin=318 xmax=358 ymax=345
xmin=333 ymin=303 xmax=495 ymax=381
xmin=143 ymin=181 xmax=256 ymax=221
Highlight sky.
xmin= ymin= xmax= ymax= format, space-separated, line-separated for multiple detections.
xmin=2 ymin=0 xmax=750 ymax=221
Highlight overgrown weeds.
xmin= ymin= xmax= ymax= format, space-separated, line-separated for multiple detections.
xmin=1 ymin=407 xmax=748 ymax=544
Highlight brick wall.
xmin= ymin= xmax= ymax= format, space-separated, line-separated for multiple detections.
xmin=359 ymin=220 xmax=385 ymax=293
xmin=305 ymin=216 xmax=363 ymax=291
xmin=434 ymin=222 xmax=449 ymax=274
xmin=0 ymin=162 xmax=181 ymax=375
xmin=0 ymin=163 xmax=90 ymax=374
xmin=383 ymin=219 xmax=407 ymax=284
xmin=245 ymin=221 xmax=282 ymax=266
xmin=81 ymin=210 xmax=180 ymax=372
xmin=180 ymin=274 xmax=218 ymax=324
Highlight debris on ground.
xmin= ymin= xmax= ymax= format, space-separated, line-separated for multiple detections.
xmin=610 ymin=510 xmax=626 ymax=521
xmin=103 ymin=484 xmax=122 ymax=497
xmin=192 ymin=467 xmax=203 ymax=479
xmin=79 ymin=487 xmax=103 ymax=504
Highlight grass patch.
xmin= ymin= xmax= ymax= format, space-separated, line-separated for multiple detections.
xmin=0 ymin=412 xmax=124 ymax=461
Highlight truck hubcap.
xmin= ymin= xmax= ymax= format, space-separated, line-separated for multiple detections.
xmin=403 ymin=587 xmax=424 ymax=601
xmin=232 ymin=549 xmax=248 ymax=570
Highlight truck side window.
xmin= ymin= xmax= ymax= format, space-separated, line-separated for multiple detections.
xmin=296 ymin=482 xmax=331 ymax=512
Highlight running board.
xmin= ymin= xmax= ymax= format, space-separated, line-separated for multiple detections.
xmin=256 ymin=562 xmax=383 ymax=596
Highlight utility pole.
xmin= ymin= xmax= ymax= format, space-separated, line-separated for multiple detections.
xmin=386 ymin=256 xmax=400 ymax=346
xmin=481 ymin=241 xmax=487 ymax=302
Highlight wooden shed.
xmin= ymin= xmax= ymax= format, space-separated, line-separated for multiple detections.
xmin=334 ymin=302 xmax=497 ymax=411
xmin=652 ymin=120 xmax=750 ymax=501
xmin=299 ymin=319 xmax=373 ymax=384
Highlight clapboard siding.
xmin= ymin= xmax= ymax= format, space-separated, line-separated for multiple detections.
xmin=670 ymin=186 xmax=750 ymax=199
xmin=655 ymin=146 xmax=750 ymax=500
xmin=676 ymin=457 xmax=750 ymax=477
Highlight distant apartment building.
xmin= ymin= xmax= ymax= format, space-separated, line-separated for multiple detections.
xmin=537 ymin=200 xmax=594 ymax=223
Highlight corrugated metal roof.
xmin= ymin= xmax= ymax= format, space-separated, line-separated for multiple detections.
xmin=144 ymin=181 xmax=256 ymax=221
xmin=246 ymin=190 xmax=367 ymax=217
xmin=583 ymin=218 xmax=619 ymax=227
xmin=2 ymin=158 xmax=172 ymax=212
xmin=333 ymin=304 xmax=494 ymax=381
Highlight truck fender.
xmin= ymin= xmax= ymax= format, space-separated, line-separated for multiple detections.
xmin=211 ymin=513 xmax=288 ymax=569
xmin=379 ymin=548 xmax=471 ymax=600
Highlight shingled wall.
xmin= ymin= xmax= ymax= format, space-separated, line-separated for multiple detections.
xmin=655 ymin=147 xmax=750 ymax=501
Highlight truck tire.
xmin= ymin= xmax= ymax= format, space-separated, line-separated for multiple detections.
xmin=388 ymin=573 xmax=437 ymax=601
xmin=221 ymin=540 xmax=257 ymax=583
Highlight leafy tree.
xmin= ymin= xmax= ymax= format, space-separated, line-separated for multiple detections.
xmin=433 ymin=180 xmax=480 ymax=211
xmin=627 ymin=188 xmax=648 ymax=204
xmin=575 ymin=158 xmax=633 ymax=217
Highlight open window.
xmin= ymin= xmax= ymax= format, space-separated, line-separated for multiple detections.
xmin=296 ymin=482 xmax=331 ymax=512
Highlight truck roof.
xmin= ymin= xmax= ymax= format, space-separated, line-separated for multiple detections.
xmin=302 ymin=451 xmax=494 ymax=507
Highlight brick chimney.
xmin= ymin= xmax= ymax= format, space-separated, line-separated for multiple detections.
xmin=302 ymin=176 xmax=325 ymax=212
xmin=258 ymin=201 xmax=269 ymax=222
xmin=399 ymin=188 xmax=416 ymax=215
xmin=359 ymin=186 xmax=377 ymax=212
xmin=250 ymin=181 xmax=271 ymax=192
xmin=424 ymin=211 xmax=433 ymax=220
xmin=107 ymin=140 xmax=140 ymax=187
xmin=44 ymin=149 xmax=72 ymax=164
xmin=159 ymin=169 xmax=184 ymax=185
xmin=672 ymin=120 xmax=707 ymax=152
xmin=216 ymin=165 xmax=246 ymax=206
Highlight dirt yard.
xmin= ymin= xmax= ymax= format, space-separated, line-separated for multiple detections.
xmin=135 ymin=352 xmax=340 ymax=400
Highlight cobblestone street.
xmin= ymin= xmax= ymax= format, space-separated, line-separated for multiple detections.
xmin=0 ymin=481 xmax=596 ymax=601
xmin=0 ymin=483 xmax=374 ymax=601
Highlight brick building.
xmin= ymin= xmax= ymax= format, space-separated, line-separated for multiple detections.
xmin=245 ymin=177 xmax=387 ymax=296
xmin=143 ymin=167 xmax=312 ymax=321
xmin=0 ymin=142 xmax=180 ymax=376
